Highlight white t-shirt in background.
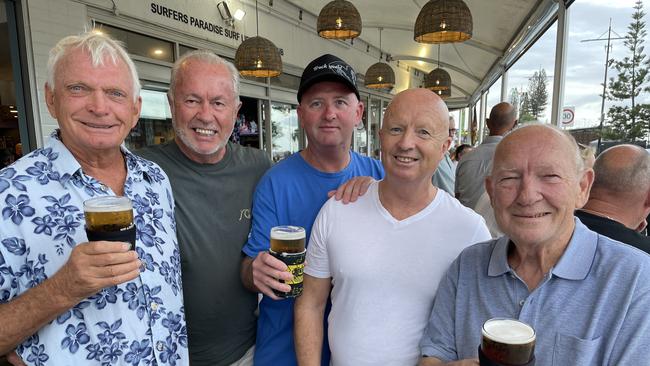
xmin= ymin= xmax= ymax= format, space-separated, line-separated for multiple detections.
xmin=306 ymin=181 xmax=491 ymax=366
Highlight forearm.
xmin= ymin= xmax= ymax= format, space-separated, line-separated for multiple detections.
xmin=0 ymin=275 xmax=78 ymax=354
xmin=294 ymin=297 xmax=326 ymax=366
xmin=240 ymin=256 xmax=258 ymax=292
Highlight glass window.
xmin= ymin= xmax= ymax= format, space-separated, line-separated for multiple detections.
xmin=369 ymin=98 xmax=381 ymax=159
xmin=231 ymin=96 xmax=261 ymax=148
xmin=125 ymin=89 xmax=174 ymax=150
xmin=270 ymin=102 xmax=299 ymax=162
xmin=507 ymin=21 xmax=557 ymax=124
xmin=270 ymin=72 xmax=301 ymax=90
xmin=179 ymin=44 xmax=197 ymax=57
xmin=95 ymin=23 xmax=174 ymax=63
xmin=0 ymin=0 xmax=24 ymax=166
xmin=485 ymin=76 xmax=503 ymax=120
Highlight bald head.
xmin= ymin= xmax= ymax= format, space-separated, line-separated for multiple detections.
xmin=592 ymin=145 xmax=650 ymax=197
xmin=492 ymin=124 xmax=583 ymax=177
xmin=383 ymin=88 xmax=449 ymax=138
xmin=487 ymin=102 xmax=517 ymax=136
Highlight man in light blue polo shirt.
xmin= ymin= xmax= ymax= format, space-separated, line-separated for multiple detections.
xmin=419 ymin=124 xmax=650 ymax=366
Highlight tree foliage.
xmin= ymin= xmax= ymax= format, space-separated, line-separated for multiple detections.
xmin=516 ymin=69 xmax=548 ymax=123
xmin=605 ymin=0 xmax=650 ymax=141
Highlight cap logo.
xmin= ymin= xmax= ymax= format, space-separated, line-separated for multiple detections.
xmin=312 ymin=61 xmax=356 ymax=84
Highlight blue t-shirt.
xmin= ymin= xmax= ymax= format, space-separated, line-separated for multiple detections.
xmin=243 ymin=151 xmax=384 ymax=366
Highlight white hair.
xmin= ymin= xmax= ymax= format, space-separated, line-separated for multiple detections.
xmin=47 ymin=32 xmax=141 ymax=101
xmin=168 ymin=50 xmax=240 ymax=103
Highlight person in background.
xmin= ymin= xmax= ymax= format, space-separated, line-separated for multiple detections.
xmin=431 ymin=116 xmax=457 ymax=195
xmin=420 ymin=124 xmax=650 ymax=365
xmin=575 ymin=144 xmax=650 ymax=254
xmin=0 ymin=32 xmax=187 ymax=365
xmin=138 ymin=50 xmax=272 ymax=366
xmin=241 ymin=54 xmax=384 ymax=366
xmin=294 ymin=89 xmax=490 ymax=366
xmin=452 ymin=144 xmax=473 ymax=163
xmin=455 ymin=102 xmax=517 ymax=209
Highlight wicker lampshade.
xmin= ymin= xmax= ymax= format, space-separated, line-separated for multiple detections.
xmin=317 ymin=0 xmax=362 ymax=40
xmin=414 ymin=0 xmax=473 ymax=44
xmin=235 ymin=36 xmax=282 ymax=77
xmin=365 ymin=62 xmax=395 ymax=89
xmin=425 ymin=68 xmax=451 ymax=98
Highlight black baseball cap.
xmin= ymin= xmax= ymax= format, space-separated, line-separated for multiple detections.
xmin=297 ymin=54 xmax=360 ymax=103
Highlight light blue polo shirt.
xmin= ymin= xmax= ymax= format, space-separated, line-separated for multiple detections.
xmin=420 ymin=219 xmax=650 ymax=365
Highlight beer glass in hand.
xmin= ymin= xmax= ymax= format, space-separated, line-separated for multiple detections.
xmin=479 ymin=318 xmax=536 ymax=366
xmin=84 ymin=196 xmax=136 ymax=250
xmin=270 ymin=226 xmax=306 ymax=298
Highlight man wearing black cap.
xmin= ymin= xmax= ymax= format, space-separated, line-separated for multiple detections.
xmin=241 ymin=54 xmax=384 ymax=366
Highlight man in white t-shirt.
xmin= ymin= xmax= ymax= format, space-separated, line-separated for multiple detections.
xmin=294 ymin=88 xmax=491 ymax=366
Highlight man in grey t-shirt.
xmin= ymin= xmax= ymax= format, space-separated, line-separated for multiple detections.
xmin=138 ymin=51 xmax=271 ymax=366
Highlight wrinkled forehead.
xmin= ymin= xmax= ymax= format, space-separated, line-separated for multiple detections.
xmin=494 ymin=130 xmax=577 ymax=173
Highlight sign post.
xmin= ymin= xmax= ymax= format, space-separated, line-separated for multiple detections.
xmin=561 ymin=106 xmax=575 ymax=128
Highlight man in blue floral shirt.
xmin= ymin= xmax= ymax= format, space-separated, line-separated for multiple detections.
xmin=0 ymin=32 xmax=188 ymax=365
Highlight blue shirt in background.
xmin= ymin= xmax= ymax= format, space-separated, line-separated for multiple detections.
xmin=243 ymin=151 xmax=384 ymax=366
xmin=420 ymin=219 xmax=650 ymax=365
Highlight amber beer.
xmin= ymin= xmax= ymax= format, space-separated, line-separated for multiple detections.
xmin=84 ymin=196 xmax=136 ymax=250
xmin=270 ymin=226 xmax=306 ymax=298
xmin=479 ymin=318 xmax=536 ymax=366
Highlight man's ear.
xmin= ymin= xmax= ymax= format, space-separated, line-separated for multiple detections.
xmin=576 ymin=168 xmax=594 ymax=209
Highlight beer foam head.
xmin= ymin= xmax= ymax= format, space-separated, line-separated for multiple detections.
xmin=482 ymin=318 xmax=535 ymax=344
xmin=83 ymin=196 xmax=133 ymax=212
xmin=271 ymin=225 xmax=305 ymax=240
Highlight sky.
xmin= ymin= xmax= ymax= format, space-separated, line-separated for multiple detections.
xmin=486 ymin=0 xmax=649 ymax=130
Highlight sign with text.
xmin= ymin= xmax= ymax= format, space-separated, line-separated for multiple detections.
xmin=561 ymin=106 xmax=575 ymax=127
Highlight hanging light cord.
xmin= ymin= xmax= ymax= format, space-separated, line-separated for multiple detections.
xmin=379 ymin=28 xmax=382 ymax=61
xmin=256 ymin=0 xmax=259 ymax=36
xmin=437 ymin=44 xmax=441 ymax=68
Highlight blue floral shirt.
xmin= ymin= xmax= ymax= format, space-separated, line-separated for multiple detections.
xmin=0 ymin=131 xmax=189 ymax=366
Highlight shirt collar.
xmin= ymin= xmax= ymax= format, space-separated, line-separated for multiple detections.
xmin=482 ymin=135 xmax=503 ymax=144
xmin=47 ymin=130 xmax=151 ymax=187
xmin=487 ymin=218 xmax=597 ymax=280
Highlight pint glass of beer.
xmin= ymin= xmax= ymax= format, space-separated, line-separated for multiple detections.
xmin=269 ymin=226 xmax=306 ymax=298
xmin=83 ymin=196 xmax=136 ymax=250
xmin=479 ymin=318 xmax=536 ymax=366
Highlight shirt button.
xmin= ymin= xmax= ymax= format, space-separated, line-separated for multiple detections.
xmin=151 ymin=302 xmax=159 ymax=311
xmin=100 ymin=184 xmax=108 ymax=192
xmin=519 ymin=299 xmax=525 ymax=307
xmin=156 ymin=341 xmax=164 ymax=351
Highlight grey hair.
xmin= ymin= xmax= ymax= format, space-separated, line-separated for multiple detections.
xmin=168 ymin=50 xmax=240 ymax=103
xmin=592 ymin=145 xmax=650 ymax=194
xmin=47 ymin=32 xmax=141 ymax=101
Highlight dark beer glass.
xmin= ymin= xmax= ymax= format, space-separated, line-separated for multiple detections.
xmin=84 ymin=196 xmax=136 ymax=250
xmin=270 ymin=226 xmax=306 ymax=298
xmin=479 ymin=318 xmax=536 ymax=366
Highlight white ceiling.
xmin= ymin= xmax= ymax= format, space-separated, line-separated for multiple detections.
xmin=284 ymin=0 xmax=566 ymax=106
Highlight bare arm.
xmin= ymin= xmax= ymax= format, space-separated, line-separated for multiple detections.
xmin=0 ymin=241 xmax=140 ymax=354
xmin=241 ymin=253 xmax=293 ymax=300
xmin=294 ymin=274 xmax=331 ymax=366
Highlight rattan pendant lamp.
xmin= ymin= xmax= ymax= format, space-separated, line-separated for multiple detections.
xmin=365 ymin=28 xmax=395 ymax=89
xmin=414 ymin=0 xmax=473 ymax=44
xmin=317 ymin=0 xmax=362 ymax=40
xmin=425 ymin=44 xmax=451 ymax=98
xmin=235 ymin=0 xmax=282 ymax=77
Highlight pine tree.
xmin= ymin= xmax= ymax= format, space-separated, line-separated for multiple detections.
xmin=526 ymin=68 xmax=549 ymax=120
xmin=605 ymin=0 xmax=650 ymax=141
xmin=519 ymin=91 xmax=535 ymax=122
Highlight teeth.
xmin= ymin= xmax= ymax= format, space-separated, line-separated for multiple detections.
xmin=396 ymin=156 xmax=416 ymax=163
xmin=84 ymin=122 xmax=112 ymax=129
xmin=194 ymin=128 xmax=216 ymax=136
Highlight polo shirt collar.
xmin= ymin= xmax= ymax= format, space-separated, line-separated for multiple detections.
xmin=482 ymin=135 xmax=503 ymax=145
xmin=487 ymin=219 xmax=597 ymax=280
